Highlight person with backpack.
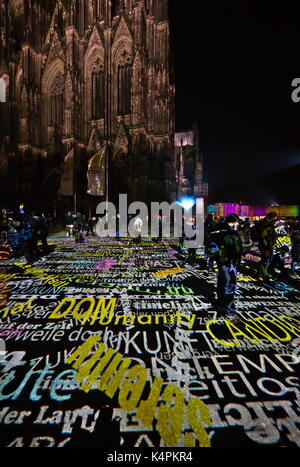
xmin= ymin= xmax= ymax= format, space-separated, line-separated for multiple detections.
xmin=207 ymin=214 xmax=243 ymax=317
xmin=290 ymin=221 xmax=300 ymax=276
xmin=257 ymin=211 xmax=277 ymax=282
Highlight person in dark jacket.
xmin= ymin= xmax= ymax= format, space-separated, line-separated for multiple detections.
xmin=257 ymin=211 xmax=277 ymax=281
xmin=74 ymin=213 xmax=85 ymax=243
xmin=86 ymin=217 xmax=96 ymax=236
xmin=32 ymin=212 xmax=49 ymax=254
xmin=241 ymin=217 xmax=251 ymax=245
xmin=208 ymin=214 xmax=243 ymax=317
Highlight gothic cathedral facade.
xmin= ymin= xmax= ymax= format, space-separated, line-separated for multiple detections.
xmin=0 ymin=0 xmax=175 ymax=213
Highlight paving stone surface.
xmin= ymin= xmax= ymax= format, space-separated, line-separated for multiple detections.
xmin=0 ymin=235 xmax=300 ymax=447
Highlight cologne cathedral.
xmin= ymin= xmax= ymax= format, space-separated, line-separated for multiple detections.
xmin=0 ymin=0 xmax=206 ymax=214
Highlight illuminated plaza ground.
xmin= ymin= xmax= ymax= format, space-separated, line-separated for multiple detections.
xmin=0 ymin=234 xmax=300 ymax=447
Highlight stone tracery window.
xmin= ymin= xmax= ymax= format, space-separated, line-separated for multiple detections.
xmin=91 ymin=57 xmax=104 ymax=120
xmin=50 ymin=72 xmax=64 ymax=125
xmin=0 ymin=78 xmax=6 ymax=102
xmin=0 ymin=74 xmax=9 ymax=102
xmin=117 ymin=49 xmax=132 ymax=116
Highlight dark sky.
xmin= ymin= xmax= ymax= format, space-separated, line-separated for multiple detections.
xmin=170 ymin=1 xmax=300 ymax=205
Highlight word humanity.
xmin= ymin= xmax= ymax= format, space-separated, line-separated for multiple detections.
xmin=48 ymin=297 xmax=197 ymax=329
xmin=66 ymin=335 xmax=212 ymax=447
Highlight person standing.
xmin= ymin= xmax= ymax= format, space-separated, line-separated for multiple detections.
xmin=116 ymin=214 xmax=120 ymax=241
xmin=74 ymin=213 xmax=85 ymax=243
xmin=187 ymin=217 xmax=198 ymax=263
xmin=158 ymin=215 xmax=163 ymax=242
xmin=20 ymin=216 xmax=36 ymax=264
xmin=32 ymin=213 xmax=49 ymax=255
xmin=86 ymin=217 xmax=96 ymax=236
xmin=0 ymin=209 xmax=9 ymax=243
xmin=242 ymin=217 xmax=251 ymax=245
xmin=208 ymin=214 xmax=243 ymax=317
xmin=257 ymin=212 xmax=277 ymax=282
xmin=65 ymin=211 xmax=75 ymax=237
xmin=133 ymin=215 xmax=143 ymax=243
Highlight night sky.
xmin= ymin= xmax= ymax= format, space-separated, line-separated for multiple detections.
xmin=170 ymin=1 xmax=300 ymax=205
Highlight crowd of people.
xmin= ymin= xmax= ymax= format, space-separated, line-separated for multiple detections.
xmin=202 ymin=212 xmax=300 ymax=319
xmin=1 ymin=205 xmax=300 ymax=321
xmin=0 ymin=207 xmax=52 ymax=264
xmin=64 ymin=212 xmax=97 ymax=242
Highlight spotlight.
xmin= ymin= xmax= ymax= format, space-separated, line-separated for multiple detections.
xmin=177 ymin=196 xmax=196 ymax=211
